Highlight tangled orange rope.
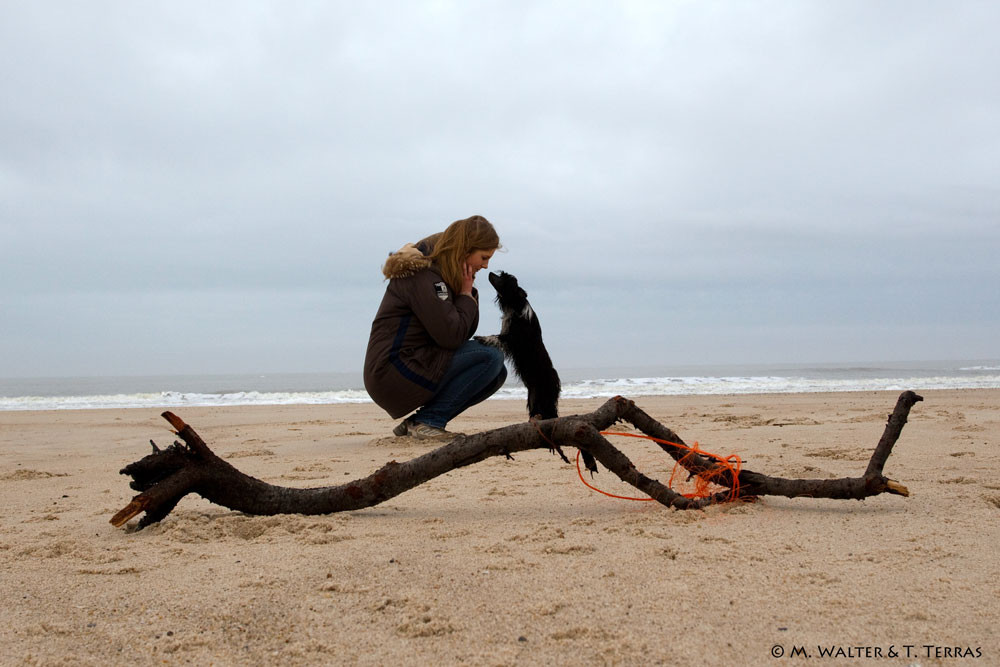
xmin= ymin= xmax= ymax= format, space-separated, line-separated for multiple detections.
xmin=575 ymin=432 xmax=742 ymax=503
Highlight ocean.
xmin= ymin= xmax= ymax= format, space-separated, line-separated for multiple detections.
xmin=2 ymin=360 xmax=999 ymax=411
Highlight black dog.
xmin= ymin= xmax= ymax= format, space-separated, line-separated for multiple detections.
xmin=476 ymin=271 xmax=597 ymax=474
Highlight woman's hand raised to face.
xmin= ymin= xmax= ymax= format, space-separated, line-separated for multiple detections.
xmin=460 ymin=262 xmax=476 ymax=296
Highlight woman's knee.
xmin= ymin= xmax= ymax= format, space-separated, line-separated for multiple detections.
xmin=482 ymin=344 xmax=505 ymax=376
xmin=485 ymin=345 xmax=503 ymax=373
xmin=466 ymin=339 xmax=504 ymax=370
xmin=488 ymin=363 xmax=507 ymax=391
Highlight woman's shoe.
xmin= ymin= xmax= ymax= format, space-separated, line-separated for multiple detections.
xmin=409 ymin=422 xmax=454 ymax=439
xmin=392 ymin=417 xmax=415 ymax=437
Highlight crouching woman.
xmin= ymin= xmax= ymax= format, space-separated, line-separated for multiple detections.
xmin=363 ymin=215 xmax=506 ymax=438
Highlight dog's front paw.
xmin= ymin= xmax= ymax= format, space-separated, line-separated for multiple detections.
xmin=475 ymin=335 xmax=501 ymax=348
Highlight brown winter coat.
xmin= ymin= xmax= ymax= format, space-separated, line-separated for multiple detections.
xmin=363 ymin=240 xmax=480 ymax=418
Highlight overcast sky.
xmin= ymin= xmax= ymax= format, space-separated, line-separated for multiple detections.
xmin=2 ymin=1 xmax=997 ymax=379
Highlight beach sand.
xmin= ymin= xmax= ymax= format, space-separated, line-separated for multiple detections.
xmin=2 ymin=389 xmax=998 ymax=665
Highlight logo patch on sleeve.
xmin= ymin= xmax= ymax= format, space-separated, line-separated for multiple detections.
xmin=433 ymin=281 xmax=449 ymax=300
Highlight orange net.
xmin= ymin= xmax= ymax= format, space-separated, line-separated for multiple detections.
xmin=576 ymin=432 xmax=742 ymax=503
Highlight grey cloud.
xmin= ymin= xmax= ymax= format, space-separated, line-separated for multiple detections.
xmin=1 ymin=1 xmax=997 ymax=376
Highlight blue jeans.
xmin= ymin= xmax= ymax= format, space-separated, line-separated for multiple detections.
xmin=413 ymin=340 xmax=507 ymax=428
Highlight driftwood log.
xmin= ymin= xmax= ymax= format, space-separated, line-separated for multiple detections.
xmin=111 ymin=391 xmax=922 ymax=530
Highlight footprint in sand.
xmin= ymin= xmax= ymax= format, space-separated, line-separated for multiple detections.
xmin=0 ymin=469 xmax=69 ymax=481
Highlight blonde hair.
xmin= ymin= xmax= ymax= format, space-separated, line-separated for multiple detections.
xmin=428 ymin=215 xmax=500 ymax=293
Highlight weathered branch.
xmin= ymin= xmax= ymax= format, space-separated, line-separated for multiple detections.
xmin=112 ymin=392 xmax=922 ymax=530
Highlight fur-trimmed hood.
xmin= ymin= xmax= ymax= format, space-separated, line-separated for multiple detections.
xmin=382 ymin=243 xmax=431 ymax=279
xmin=382 ymin=235 xmax=442 ymax=279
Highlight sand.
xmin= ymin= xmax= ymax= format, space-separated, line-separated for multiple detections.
xmin=1 ymin=389 xmax=998 ymax=666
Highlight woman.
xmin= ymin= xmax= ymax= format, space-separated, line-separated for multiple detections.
xmin=363 ymin=215 xmax=506 ymax=438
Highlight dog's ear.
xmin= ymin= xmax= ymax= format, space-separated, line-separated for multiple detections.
xmin=499 ymin=272 xmax=527 ymax=300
